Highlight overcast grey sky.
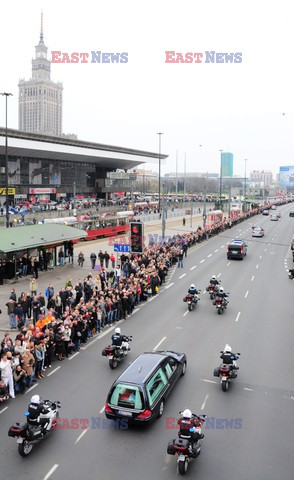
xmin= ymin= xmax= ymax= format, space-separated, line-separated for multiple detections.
xmin=0 ymin=0 xmax=293 ymax=177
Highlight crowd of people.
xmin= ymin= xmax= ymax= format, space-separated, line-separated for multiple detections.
xmin=0 ymin=204 xmax=267 ymax=403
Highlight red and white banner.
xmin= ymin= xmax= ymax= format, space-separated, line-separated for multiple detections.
xmin=29 ymin=188 xmax=56 ymax=194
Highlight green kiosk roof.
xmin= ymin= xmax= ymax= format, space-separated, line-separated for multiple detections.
xmin=0 ymin=224 xmax=86 ymax=253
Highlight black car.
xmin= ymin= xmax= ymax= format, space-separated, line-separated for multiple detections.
xmin=104 ymin=351 xmax=187 ymax=424
xmin=262 ymin=209 xmax=270 ymax=215
xmin=289 ymin=210 xmax=294 ymax=217
xmin=227 ymin=239 xmax=247 ymax=260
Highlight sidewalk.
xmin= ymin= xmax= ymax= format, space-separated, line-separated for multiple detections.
xmin=0 ymin=212 xmax=205 ymax=331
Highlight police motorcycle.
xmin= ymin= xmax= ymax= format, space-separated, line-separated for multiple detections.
xmin=102 ymin=328 xmax=132 ymax=369
xmin=8 ymin=395 xmax=61 ymax=456
xmin=167 ymin=409 xmax=206 ymax=475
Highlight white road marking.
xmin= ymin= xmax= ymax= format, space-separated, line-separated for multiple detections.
xmin=251 ymin=275 xmax=254 ymax=281
xmin=47 ymin=366 xmax=61 ymax=377
xmin=244 ymin=388 xmax=254 ymax=392
xmin=179 ymin=273 xmax=186 ymax=279
xmin=207 ymin=254 xmax=212 ymax=258
xmin=227 ymin=262 xmax=231 ymax=267
xmin=245 ymin=290 xmax=249 ymax=298
xmin=153 ymin=336 xmax=167 ymax=351
xmin=217 ymin=273 xmax=221 ymax=278
xmin=0 ymin=407 xmax=8 ymax=414
xmin=201 ymin=379 xmax=217 ymax=384
xmin=183 ymin=311 xmax=189 ymax=317
xmin=201 ymin=394 xmax=209 ymax=410
xmin=165 ymin=282 xmax=174 ymax=289
xmin=75 ymin=428 xmax=89 ymax=445
xmin=235 ymin=312 xmax=241 ymax=322
xmin=214 ymin=249 xmax=219 ymax=253
xmin=25 ymin=383 xmax=38 ymax=394
xmin=264 ymin=248 xmax=267 ymax=251
xmin=99 ymin=406 xmax=105 ymax=414
xmin=259 ymin=255 xmax=262 ymax=259
xmin=200 ymin=259 xmax=205 ymax=263
xmin=69 ymin=352 xmax=80 ymax=360
xmin=221 ymin=245 xmax=225 ymax=248
xmin=190 ymin=266 xmax=197 ymax=270
xmin=43 ymin=464 xmax=59 ymax=480
xmin=256 ymin=264 xmax=259 ymax=269
xmin=202 ymin=290 xmax=206 ymax=294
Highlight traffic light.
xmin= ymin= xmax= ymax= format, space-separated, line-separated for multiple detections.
xmin=130 ymin=222 xmax=144 ymax=253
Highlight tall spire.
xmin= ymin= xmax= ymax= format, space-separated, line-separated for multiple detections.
xmin=40 ymin=10 xmax=44 ymax=44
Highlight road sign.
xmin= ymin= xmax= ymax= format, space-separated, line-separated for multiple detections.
xmin=0 ymin=188 xmax=16 ymax=195
xmin=114 ymin=244 xmax=130 ymax=253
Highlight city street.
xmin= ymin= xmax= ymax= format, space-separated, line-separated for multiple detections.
xmin=0 ymin=203 xmax=293 ymax=480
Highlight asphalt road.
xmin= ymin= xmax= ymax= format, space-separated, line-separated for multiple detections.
xmin=1 ymin=204 xmax=294 ymax=480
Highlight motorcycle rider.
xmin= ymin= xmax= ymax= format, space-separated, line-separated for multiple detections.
xmin=27 ymin=395 xmax=51 ymax=432
xmin=209 ymin=275 xmax=220 ymax=287
xmin=177 ymin=409 xmax=204 ymax=457
xmin=111 ymin=327 xmax=130 ymax=351
xmin=216 ymin=286 xmax=229 ymax=305
xmin=187 ymin=284 xmax=199 ymax=303
xmin=220 ymin=345 xmax=239 ymax=370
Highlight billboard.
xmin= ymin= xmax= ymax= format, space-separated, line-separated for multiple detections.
xmin=279 ymin=166 xmax=294 ymax=187
xmin=49 ymin=163 xmax=61 ymax=185
xmin=8 ymin=159 xmax=20 ymax=185
xmin=221 ymin=152 xmax=233 ymax=177
xmin=29 ymin=160 xmax=42 ymax=185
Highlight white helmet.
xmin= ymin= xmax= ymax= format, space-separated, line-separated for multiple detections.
xmin=182 ymin=409 xmax=192 ymax=419
xmin=31 ymin=395 xmax=40 ymax=404
xmin=115 ymin=327 xmax=121 ymax=335
xmin=190 ymin=284 xmax=195 ymax=289
xmin=219 ymin=287 xmax=224 ymax=293
xmin=224 ymin=344 xmax=232 ymax=353
xmin=211 ymin=275 xmax=216 ymax=280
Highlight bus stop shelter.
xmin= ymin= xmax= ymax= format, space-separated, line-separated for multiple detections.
xmin=0 ymin=224 xmax=86 ymax=283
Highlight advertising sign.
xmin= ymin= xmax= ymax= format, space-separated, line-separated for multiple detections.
xmin=279 ymin=166 xmax=294 ymax=187
xmin=29 ymin=188 xmax=56 ymax=194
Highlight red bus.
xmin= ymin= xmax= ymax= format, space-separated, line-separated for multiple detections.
xmin=74 ymin=215 xmax=132 ymax=241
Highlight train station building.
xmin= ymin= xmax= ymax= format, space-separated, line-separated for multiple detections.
xmin=0 ymin=128 xmax=167 ymax=202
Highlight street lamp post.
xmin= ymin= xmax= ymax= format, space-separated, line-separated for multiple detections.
xmin=203 ymin=172 xmax=208 ymax=229
xmin=219 ymin=149 xmax=223 ymax=209
xmin=244 ymin=159 xmax=247 ymax=212
xmin=0 ymin=92 xmax=13 ymax=228
xmin=157 ymin=132 xmax=163 ymax=212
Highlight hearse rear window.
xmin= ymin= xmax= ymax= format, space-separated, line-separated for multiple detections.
xmin=110 ymin=384 xmax=144 ymax=410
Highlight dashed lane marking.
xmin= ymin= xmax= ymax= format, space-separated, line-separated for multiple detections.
xmin=214 ymin=249 xmax=219 ymax=253
xmin=207 ymin=254 xmax=212 ymax=258
xmin=153 ymin=336 xmax=167 ymax=350
xmin=25 ymin=383 xmax=38 ymax=394
xmin=75 ymin=428 xmax=89 ymax=445
xmin=201 ymin=379 xmax=217 ymax=384
xmin=179 ymin=273 xmax=186 ymax=279
xmin=251 ymin=275 xmax=254 ymax=281
xmin=43 ymin=464 xmax=59 ymax=480
xmin=200 ymin=259 xmax=205 ymax=263
xmin=183 ymin=311 xmax=189 ymax=317
xmin=47 ymin=366 xmax=61 ymax=377
xmin=201 ymin=394 xmax=209 ymax=410
xmin=217 ymin=273 xmax=221 ymax=278
xmin=190 ymin=266 xmax=197 ymax=270
xmin=245 ymin=290 xmax=249 ymax=298
xmin=244 ymin=388 xmax=254 ymax=392
xmin=235 ymin=312 xmax=241 ymax=322
xmin=165 ymin=282 xmax=174 ymax=289
xmin=0 ymin=407 xmax=8 ymax=414
xmin=69 ymin=352 xmax=80 ymax=360
xmin=256 ymin=264 xmax=259 ymax=269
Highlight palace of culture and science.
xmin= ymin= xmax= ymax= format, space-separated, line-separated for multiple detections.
xmin=18 ymin=14 xmax=63 ymax=136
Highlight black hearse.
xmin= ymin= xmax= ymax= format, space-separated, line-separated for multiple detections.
xmin=104 ymin=351 xmax=187 ymax=424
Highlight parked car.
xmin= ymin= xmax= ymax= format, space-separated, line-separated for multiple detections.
xmin=262 ymin=210 xmax=269 ymax=216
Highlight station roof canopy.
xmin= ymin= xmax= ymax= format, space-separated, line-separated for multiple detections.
xmin=0 ymin=224 xmax=86 ymax=253
xmin=0 ymin=128 xmax=168 ymax=169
